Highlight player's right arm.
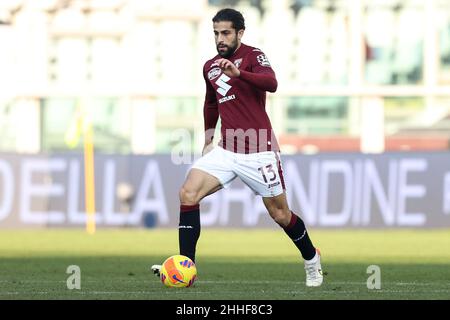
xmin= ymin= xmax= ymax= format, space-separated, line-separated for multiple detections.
xmin=202 ymin=64 xmax=219 ymax=155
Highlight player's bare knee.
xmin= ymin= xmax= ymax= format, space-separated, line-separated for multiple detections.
xmin=179 ymin=187 xmax=200 ymax=205
xmin=270 ymin=209 xmax=291 ymax=227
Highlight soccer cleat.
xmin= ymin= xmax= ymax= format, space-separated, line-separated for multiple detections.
xmin=151 ymin=264 xmax=162 ymax=278
xmin=304 ymin=249 xmax=323 ymax=287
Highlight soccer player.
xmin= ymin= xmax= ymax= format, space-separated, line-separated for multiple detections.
xmin=153 ymin=8 xmax=323 ymax=287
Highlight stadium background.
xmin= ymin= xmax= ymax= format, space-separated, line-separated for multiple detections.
xmin=0 ymin=0 xmax=449 ymax=300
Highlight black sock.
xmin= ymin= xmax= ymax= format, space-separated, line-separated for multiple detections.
xmin=281 ymin=212 xmax=316 ymax=260
xmin=179 ymin=204 xmax=201 ymax=263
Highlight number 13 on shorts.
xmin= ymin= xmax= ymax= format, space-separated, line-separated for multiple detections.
xmin=258 ymin=164 xmax=277 ymax=183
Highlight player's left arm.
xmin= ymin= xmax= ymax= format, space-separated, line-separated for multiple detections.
xmin=217 ymin=50 xmax=278 ymax=92
xmin=216 ymin=51 xmax=278 ymax=92
xmin=240 ymin=50 xmax=278 ymax=92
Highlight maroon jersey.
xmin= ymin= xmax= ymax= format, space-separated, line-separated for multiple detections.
xmin=203 ymin=43 xmax=279 ymax=154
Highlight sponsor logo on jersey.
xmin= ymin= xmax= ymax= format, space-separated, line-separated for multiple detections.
xmin=257 ymin=54 xmax=271 ymax=67
xmin=218 ymin=94 xmax=235 ymax=104
xmin=208 ymin=67 xmax=221 ymax=80
xmin=215 ymin=73 xmax=232 ymax=96
xmin=233 ymin=58 xmax=242 ymax=68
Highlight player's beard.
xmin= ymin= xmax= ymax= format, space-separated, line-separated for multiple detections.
xmin=216 ymin=38 xmax=238 ymax=58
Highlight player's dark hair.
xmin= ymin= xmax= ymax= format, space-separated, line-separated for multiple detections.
xmin=212 ymin=8 xmax=245 ymax=31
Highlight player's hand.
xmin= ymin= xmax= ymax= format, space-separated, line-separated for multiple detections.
xmin=217 ymin=58 xmax=240 ymax=78
xmin=202 ymin=142 xmax=214 ymax=156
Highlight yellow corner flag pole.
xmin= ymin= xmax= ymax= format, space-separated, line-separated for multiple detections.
xmin=83 ymin=113 xmax=96 ymax=235
xmin=64 ymin=102 xmax=96 ymax=234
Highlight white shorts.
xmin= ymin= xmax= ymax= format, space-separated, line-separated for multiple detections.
xmin=191 ymin=146 xmax=286 ymax=198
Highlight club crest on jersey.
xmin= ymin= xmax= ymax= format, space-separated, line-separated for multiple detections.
xmin=257 ymin=54 xmax=271 ymax=67
xmin=208 ymin=67 xmax=221 ymax=80
xmin=233 ymin=58 xmax=242 ymax=68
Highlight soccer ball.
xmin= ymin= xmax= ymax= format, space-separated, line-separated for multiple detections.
xmin=160 ymin=255 xmax=197 ymax=288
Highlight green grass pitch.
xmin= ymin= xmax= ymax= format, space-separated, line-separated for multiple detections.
xmin=0 ymin=228 xmax=449 ymax=300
